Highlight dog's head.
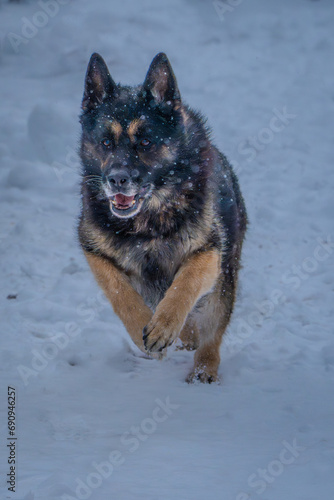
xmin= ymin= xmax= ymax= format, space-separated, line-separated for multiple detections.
xmin=80 ymin=52 xmax=208 ymax=219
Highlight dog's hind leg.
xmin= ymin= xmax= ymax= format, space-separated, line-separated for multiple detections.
xmin=186 ymin=275 xmax=236 ymax=383
xmin=178 ymin=317 xmax=200 ymax=351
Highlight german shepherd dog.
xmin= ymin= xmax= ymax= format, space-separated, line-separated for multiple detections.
xmin=78 ymin=52 xmax=247 ymax=383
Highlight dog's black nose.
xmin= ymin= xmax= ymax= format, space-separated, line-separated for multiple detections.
xmin=108 ymin=170 xmax=130 ymax=187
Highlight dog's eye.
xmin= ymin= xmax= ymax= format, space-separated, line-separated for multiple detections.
xmin=140 ymin=139 xmax=151 ymax=148
xmin=102 ymin=138 xmax=112 ymax=148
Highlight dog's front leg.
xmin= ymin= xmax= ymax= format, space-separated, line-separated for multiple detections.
xmin=84 ymin=251 xmax=153 ymax=353
xmin=143 ymin=250 xmax=220 ymax=353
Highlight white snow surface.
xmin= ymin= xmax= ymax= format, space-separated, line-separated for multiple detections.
xmin=0 ymin=0 xmax=334 ymax=499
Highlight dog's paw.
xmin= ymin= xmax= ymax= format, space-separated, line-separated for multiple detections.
xmin=143 ymin=314 xmax=180 ymax=354
xmin=148 ymin=350 xmax=167 ymax=360
xmin=175 ymin=341 xmax=197 ymax=351
xmin=186 ymin=367 xmax=220 ymax=384
xmin=134 ymin=349 xmax=165 ymax=361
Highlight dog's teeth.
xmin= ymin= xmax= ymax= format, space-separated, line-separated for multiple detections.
xmin=131 ymin=200 xmax=136 ymax=205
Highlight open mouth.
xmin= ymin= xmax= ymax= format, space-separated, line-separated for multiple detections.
xmin=109 ymin=193 xmax=144 ymax=217
xmin=112 ymin=193 xmax=136 ymax=210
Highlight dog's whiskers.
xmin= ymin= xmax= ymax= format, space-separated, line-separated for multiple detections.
xmin=83 ymin=175 xmax=103 ymax=187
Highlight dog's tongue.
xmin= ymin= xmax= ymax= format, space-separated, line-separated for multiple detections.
xmin=115 ymin=194 xmax=134 ymax=208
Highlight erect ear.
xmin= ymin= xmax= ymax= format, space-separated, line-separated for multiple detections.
xmin=82 ymin=53 xmax=116 ymax=112
xmin=143 ymin=53 xmax=181 ymax=110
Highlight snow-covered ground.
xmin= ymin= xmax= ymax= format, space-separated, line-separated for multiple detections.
xmin=0 ymin=0 xmax=333 ymax=499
